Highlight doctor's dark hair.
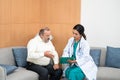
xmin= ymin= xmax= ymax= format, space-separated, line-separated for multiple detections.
xmin=73 ymin=24 xmax=87 ymax=40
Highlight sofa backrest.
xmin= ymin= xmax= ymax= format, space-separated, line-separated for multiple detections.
xmin=0 ymin=47 xmax=15 ymax=65
xmin=0 ymin=46 xmax=26 ymax=66
xmin=99 ymin=48 xmax=106 ymax=67
xmin=0 ymin=46 xmax=107 ymax=67
xmin=91 ymin=47 xmax=106 ymax=67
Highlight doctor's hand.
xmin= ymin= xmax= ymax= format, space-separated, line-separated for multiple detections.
xmin=44 ymin=51 xmax=54 ymax=58
xmin=67 ymin=60 xmax=76 ymax=64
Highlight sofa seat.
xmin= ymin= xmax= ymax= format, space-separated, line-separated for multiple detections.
xmin=7 ymin=67 xmax=39 ymax=80
xmin=97 ymin=67 xmax=120 ymax=80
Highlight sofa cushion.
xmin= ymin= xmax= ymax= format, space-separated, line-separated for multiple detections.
xmin=7 ymin=67 xmax=39 ymax=80
xmin=0 ymin=47 xmax=15 ymax=65
xmin=105 ymin=46 xmax=120 ymax=68
xmin=97 ymin=67 xmax=120 ymax=80
xmin=12 ymin=48 xmax=27 ymax=67
xmin=90 ymin=49 xmax=101 ymax=66
xmin=0 ymin=64 xmax=17 ymax=75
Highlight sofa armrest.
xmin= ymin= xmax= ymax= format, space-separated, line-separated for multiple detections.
xmin=0 ymin=66 xmax=6 ymax=80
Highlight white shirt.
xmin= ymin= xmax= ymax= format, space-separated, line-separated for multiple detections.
xmin=27 ymin=35 xmax=59 ymax=66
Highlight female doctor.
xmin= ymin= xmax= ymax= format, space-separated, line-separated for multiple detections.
xmin=62 ymin=24 xmax=97 ymax=80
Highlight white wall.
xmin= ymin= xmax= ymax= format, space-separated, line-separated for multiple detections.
xmin=81 ymin=0 xmax=120 ymax=48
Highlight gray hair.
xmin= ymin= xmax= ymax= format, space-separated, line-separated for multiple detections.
xmin=39 ymin=27 xmax=50 ymax=35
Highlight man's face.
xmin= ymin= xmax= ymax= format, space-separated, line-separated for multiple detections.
xmin=41 ymin=30 xmax=51 ymax=43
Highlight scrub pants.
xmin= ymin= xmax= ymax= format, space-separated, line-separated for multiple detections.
xmin=65 ymin=65 xmax=85 ymax=80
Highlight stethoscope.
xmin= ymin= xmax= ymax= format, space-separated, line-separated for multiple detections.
xmin=68 ymin=39 xmax=81 ymax=57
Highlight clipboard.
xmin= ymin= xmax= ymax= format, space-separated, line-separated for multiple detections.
xmin=60 ymin=57 xmax=74 ymax=64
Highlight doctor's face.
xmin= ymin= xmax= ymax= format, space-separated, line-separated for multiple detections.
xmin=73 ymin=29 xmax=82 ymax=41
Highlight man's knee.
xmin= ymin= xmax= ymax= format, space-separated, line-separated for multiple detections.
xmin=40 ymin=68 xmax=48 ymax=77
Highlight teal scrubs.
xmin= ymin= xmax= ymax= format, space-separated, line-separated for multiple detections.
xmin=65 ymin=41 xmax=85 ymax=80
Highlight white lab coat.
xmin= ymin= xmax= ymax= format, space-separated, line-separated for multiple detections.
xmin=62 ymin=37 xmax=97 ymax=80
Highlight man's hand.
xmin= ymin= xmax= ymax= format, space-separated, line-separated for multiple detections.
xmin=44 ymin=51 xmax=54 ymax=58
xmin=53 ymin=64 xmax=59 ymax=70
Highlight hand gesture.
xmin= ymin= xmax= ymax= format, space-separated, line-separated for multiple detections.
xmin=53 ymin=64 xmax=59 ymax=70
xmin=44 ymin=51 xmax=54 ymax=58
xmin=67 ymin=59 xmax=76 ymax=64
